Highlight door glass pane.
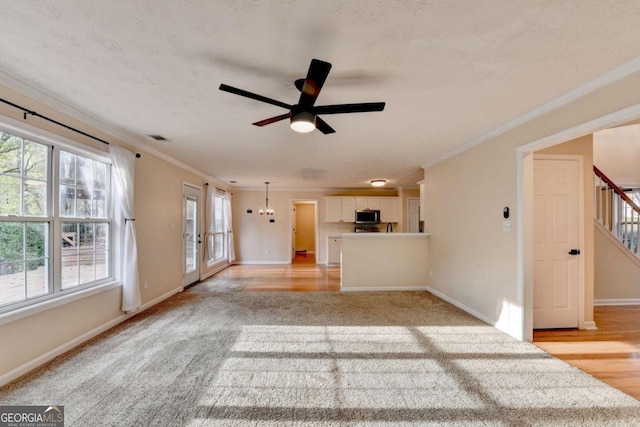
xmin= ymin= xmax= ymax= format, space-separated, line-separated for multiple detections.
xmin=185 ymin=197 xmax=197 ymax=273
xmin=214 ymin=233 xmax=224 ymax=260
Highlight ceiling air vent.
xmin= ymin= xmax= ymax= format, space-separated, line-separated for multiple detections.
xmin=147 ymin=134 xmax=168 ymax=141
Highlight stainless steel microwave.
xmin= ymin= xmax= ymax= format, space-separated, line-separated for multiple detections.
xmin=355 ymin=210 xmax=380 ymax=224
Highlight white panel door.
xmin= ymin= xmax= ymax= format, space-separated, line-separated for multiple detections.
xmin=408 ymin=198 xmax=420 ymax=233
xmin=533 ymin=158 xmax=580 ymax=329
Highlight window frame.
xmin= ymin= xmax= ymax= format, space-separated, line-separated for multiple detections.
xmin=0 ymin=121 xmax=116 ymax=316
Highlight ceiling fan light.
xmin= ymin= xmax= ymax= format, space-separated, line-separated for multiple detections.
xmin=290 ymin=111 xmax=316 ymax=133
xmin=370 ymin=179 xmax=386 ymax=187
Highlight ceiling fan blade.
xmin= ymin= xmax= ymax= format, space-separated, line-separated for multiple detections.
xmin=313 ymin=102 xmax=386 ymax=115
xmin=298 ymin=59 xmax=332 ymax=108
xmin=219 ymin=84 xmax=291 ymax=110
xmin=252 ymin=113 xmax=291 ymax=127
xmin=315 ymin=117 xmax=336 ymax=134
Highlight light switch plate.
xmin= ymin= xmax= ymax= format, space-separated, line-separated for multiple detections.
xmin=503 ymin=220 xmax=512 ymax=232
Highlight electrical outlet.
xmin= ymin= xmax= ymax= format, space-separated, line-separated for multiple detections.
xmin=265 ymin=249 xmax=270 ymax=255
xmin=143 ymin=281 xmax=148 ymax=290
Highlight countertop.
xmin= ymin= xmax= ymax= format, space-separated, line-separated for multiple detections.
xmin=341 ymin=232 xmax=430 ymax=238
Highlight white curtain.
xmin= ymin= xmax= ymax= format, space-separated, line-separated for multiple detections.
xmin=224 ymin=192 xmax=236 ymax=262
xmin=205 ymin=185 xmax=215 ymax=262
xmin=110 ymin=145 xmax=141 ymax=312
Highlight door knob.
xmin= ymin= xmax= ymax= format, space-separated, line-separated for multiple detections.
xmin=568 ymin=249 xmax=580 ymax=255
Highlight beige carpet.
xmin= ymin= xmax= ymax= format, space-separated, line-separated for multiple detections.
xmin=1 ymin=289 xmax=639 ymax=426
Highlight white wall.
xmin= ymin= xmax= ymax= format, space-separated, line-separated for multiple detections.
xmin=341 ymin=234 xmax=429 ymax=290
xmin=232 ymin=189 xmax=353 ymax=264
xmin=594 ymin=124 xmax=640 ymax=186
xmin=424 ymin=67 xmax=640 ymax=340
xmin=594 ymin=222 xmax=640 ymax=303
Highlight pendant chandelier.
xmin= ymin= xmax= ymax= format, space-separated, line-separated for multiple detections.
xmin=260 ymin=181 xmax=274 ymax=215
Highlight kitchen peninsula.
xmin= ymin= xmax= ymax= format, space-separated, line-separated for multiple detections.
xmin=340 ymin=233 xmax=430 ymax=291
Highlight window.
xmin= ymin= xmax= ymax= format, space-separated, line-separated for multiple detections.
xmin=207 ymin=191 xmax=226 ymax=265
xmin=0 ymin=129 xmax=111 ymax=311
xmin=59 ymin=151 xmax=110 ymax=289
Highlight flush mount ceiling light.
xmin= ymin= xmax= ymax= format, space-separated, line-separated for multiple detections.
xmin=290 ymin=110 xmax=316 ymax=133
xmin=370 ymin=180 xmax=387 ymax=187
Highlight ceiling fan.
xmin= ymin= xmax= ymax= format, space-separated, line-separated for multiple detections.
xmin=219 ymin=59 xmax=385 ymax=134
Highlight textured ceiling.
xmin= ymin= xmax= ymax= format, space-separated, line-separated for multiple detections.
xmin=1 ymin=1 xmax=640 ymax=189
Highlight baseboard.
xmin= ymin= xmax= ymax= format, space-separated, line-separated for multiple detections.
xmin=341 ymin=286 xmax=429 ymax=292
xmin=426 ymin=286 xmax=497 ymax=328
xmin=0 ymin=285 xmax=184 ymax=388
xmin=594 ymin=298 xmax=640 ymax=306
xmin=234 ymin=260 xmax=291 ymax=265
xmin=135 ymin=286 xmax=184 ymax=313
xmin=583 ymin=321 xmax=598 ymax=330
xmin=200 ymin=262 xmax=230 ymax=281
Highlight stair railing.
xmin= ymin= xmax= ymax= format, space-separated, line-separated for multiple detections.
xmin=594 ymin=165 xmax=640 ymax=258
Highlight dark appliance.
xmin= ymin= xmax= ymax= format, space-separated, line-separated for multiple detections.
xmin=355 ymin=209 xmax=380 ymax=224
xmin=354 ymin=226 xmax=379 ymax=232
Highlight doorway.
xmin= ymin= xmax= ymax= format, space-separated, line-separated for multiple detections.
xmin=291 ymin=200 xmax=318 ymax=264
xmin=182 ymin=183 xmax=201 ymax=286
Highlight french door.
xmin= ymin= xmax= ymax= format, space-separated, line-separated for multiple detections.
xmin=182 ymin=184 xmax=201 ymax=286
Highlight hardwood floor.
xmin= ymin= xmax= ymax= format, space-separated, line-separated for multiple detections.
xmin=534 ymin=305 xmax=640 ymax=401
xmin=212 ymin=253 xmax=341 ymax=292
xmin=208 ymin=261 xmax=640 ymax=400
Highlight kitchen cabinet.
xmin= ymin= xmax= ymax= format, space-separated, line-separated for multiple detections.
xmin=356 ymin=197 xmax=399 ymax=222
xmin=325 ymin=197 xmax=356 ymax=222
xmin=379 ymin=197 xmax=398 ymax=223
xmin=355 ymin=197 xmax=380 ymax=211
xmin=327 ymin=196 xmax=398 ymax=223
xmin=327 ymin=236 xmax=342 ymax=266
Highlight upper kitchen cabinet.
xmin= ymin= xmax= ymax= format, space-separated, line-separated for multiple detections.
xmin=355 ymin=197 xmax=380 ymax=211
xmin=379 ymin=197 xmax=398 ymax=222
xmin=357 ymin=197 xmax=399 ymax=223
xmin=325 ymin=197 xmax=356 ymax=222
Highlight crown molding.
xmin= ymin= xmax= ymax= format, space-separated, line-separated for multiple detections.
xmin=423 ymin=56 xmax=640 ymax=169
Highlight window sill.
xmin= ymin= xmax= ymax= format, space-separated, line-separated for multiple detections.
xmin=0 ymin=281 xmax=122 ymax=327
